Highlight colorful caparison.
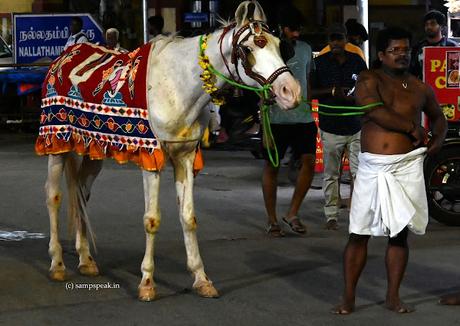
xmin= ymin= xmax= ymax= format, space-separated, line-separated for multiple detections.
xmin=35 ymin=42 xmax=165 ymax=171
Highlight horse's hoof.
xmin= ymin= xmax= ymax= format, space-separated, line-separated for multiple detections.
xmin=138 ymin=286 xmax=156 ymax=302
xmin=78 ymin=263 xmax=100 ymax=277
xmin=49 ymin=269 xmax=67 ymax=281
xmin=193 ymin=281 xmax=219 ymax=298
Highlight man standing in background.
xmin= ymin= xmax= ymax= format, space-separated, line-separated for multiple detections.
xmin=64 ymin=16 xmax=89 ymax=50
xmin=262 ymin=10 xmax=316 ymax=237
xmin=410 ymin=10 xmax=458 ymax=79
xmin=311 ymin=24 xmax=367 ymax=231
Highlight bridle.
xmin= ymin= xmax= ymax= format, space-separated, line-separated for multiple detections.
xmin=218 ymin=20 xmax=291 ymax=88
xmin=199 ymin=19 xmax=292 ymax=168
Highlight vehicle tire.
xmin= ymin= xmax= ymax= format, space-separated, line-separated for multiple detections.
xmin=424 ymin=145 xmax=460 ymax=226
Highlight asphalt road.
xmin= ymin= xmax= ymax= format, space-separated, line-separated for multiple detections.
xmin=0 ymin=131 xmax=459 ymax=326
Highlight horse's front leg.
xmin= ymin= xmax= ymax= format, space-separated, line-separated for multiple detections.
xmin=171 ymin=148 xmax=219 ymax=298
xmin=138 ymin=170 xmax=161 ymax=301
xmin=46 ymin=154 xmax=67 ymax=281
xmin=75 ymin=156 xmax=103 ymax=276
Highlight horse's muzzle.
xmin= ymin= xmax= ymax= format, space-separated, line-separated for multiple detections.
xmin=271 ymin=74 xmax=301 ymax=110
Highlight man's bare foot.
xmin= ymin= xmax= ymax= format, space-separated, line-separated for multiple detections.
xmin=332 ymin=301 xmax=355 ymax=315
xmin=439 ymin=293 xmax=460 ymax=305
xmin=385 ymin=299 xmax=415 ymax=313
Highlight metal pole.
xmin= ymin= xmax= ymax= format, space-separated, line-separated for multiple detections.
xmin=143 ymin=0 xmax=148 ymax=43
xmin=357 ymin=0 xmax=369 ymax=66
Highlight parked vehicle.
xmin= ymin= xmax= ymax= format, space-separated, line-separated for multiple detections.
xmin=424 ymin=121 xmax=460 ymax=226
xmin=211 ymin=90 xmax=263 ymax=158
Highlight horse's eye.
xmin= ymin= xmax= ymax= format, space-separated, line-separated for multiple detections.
xmin=243 ymin=46 xmax=252 ymax=54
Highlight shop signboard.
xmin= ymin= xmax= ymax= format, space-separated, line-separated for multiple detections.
xmin=424 ymin=46 xmax=460 ymax=122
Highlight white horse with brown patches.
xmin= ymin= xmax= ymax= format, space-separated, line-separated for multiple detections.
xmin=39 ymin=0 xmax=300 ymax=301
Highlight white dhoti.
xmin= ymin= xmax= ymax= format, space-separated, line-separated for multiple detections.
xmin=349 ymin=147 xmax=428 ymax=237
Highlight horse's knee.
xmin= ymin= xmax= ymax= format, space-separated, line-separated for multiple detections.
xmin=46 ymin=191 xmax=62 ymax=207
xmin=144 ymin=216 xmax=160 ymax=234
xmin=183 ymin=216 xmax=197 ymax=231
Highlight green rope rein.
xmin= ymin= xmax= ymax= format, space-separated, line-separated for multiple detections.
xmin=209 ymin=64 xmax=279 ymax=166
xmin=307 ymin=100 xmax=384 ymax=116
xmin=199 ymin=34 xmax=280 ymax=167
xmin=198 ymin=35 xmax=383 ymax=167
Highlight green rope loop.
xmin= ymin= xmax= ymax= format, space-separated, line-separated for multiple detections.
xmin=304 ymin=97 xmax=383 ymax=116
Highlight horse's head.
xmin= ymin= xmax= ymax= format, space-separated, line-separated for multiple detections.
xmin=232 ymin=1 xmax=301 ymax=110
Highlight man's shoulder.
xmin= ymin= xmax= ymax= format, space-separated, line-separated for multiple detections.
xmin=358 ymin=69 xmax=379 ymax=82
xmin=345 ymin=43 xmax=365 ymax=59
xmin=414 ymin=39 xmax=427 ymax=49
xmin=75 ymin=32 xmax=88 ymax=41
xmin=409 ymin=73 xmax=430 ymax=90
xmin=314 ymin=51 xmax=331 ymax=63
xmin=296 ymin=39 xmax=311 ymax=47
xmin=345 ymin=51 xmax=367 ymax=69
xmin=346 ymin=51 xmax=365 ymax=61
xmin=295 ymin=40 xmax=312 ymax=53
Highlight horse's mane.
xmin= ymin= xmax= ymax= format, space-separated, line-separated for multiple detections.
xmin=217 ymin=16 xmax=235 ymax=29
xmin=149 ymin=34 xmax=178 ymax=54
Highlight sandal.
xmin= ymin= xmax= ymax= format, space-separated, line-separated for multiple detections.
xmin=325 ymin=219 xmax=339 ymax=230
xmin=266 ymin=223 xmax=285 ymax=237
xmin=282 ymin=216 xmax=306 ymax=234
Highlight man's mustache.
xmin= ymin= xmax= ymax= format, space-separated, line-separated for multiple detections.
xmin=396 ymin=58 xmax=409 ymax=64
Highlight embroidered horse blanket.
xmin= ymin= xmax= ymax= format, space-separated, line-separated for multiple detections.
xmin=35 ymin=43 xmax=165 ymax=170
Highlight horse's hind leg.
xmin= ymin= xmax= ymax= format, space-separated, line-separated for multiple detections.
xmin=171 ymin=147 xmax=219 ymax=298
xmin=75 ymin=156 xmax=103 ymax=276
xmin=138 ymin=170 xmax=161 ymax=301
xmin=46 ymin=154 xmax=68 ymax=281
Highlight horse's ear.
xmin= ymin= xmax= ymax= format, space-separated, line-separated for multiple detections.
xmin=235 ymin=1 xmax=267 ymax=28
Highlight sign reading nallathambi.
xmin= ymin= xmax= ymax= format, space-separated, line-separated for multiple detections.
xmin=13 ymin=13 xmax=104 ymax=64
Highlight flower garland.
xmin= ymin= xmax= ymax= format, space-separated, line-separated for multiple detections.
xmin=199 ymin=34 xmax=225 ymax=106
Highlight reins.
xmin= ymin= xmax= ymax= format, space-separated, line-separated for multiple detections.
xmin=199 ymin=26 xmax=383 ymax=167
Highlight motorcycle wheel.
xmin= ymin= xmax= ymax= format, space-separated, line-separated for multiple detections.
xmin=424 ymin=145 xmax=460 ymax=226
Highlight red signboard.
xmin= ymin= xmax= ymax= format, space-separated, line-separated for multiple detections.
xmin=424 ymin=46 xmax=460 ymax=122
xmin=311 ymin=100 xmax=349 ymax=173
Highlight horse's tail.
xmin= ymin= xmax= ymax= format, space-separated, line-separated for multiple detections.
xmin=64 ymin=153 xmax=97 ymax=252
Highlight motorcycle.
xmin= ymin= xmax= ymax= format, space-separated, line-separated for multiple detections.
xmin=210 ymin=89 xmax=263 ymax=159
xmin=424 ymin=120 xmax=460 ymax=226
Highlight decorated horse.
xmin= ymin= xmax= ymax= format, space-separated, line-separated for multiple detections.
xmin=35 ymin=0 xmax=300 ymax=301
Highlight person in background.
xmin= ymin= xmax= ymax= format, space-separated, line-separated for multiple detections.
xmin=105 ymin=28 xmax=128 ymax=53
xmin=311 ymin=23 xmax=367 ymax=231
xmin=318 ymin=20 xmax=367 ymax=61
xmin=64 ymin=16 xmax=89 ymax=50
xmin=410 ymin=10 xmax=458 ymax=79
xmin=262 ymin=10 xmax=316 ymax=237
xmin=148 ymin=15 xmax=165 ymax=39
xmin=409 ymin=10 xmax=460 ymax=306
xmin=319 ymin=19 xmax=369 ymax=207
xmin=345 ymin=19 xmax=369 ymax=49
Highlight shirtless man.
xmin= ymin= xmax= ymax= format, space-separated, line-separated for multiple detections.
xmin=333 ymin=27 xmax=447 ymax=314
